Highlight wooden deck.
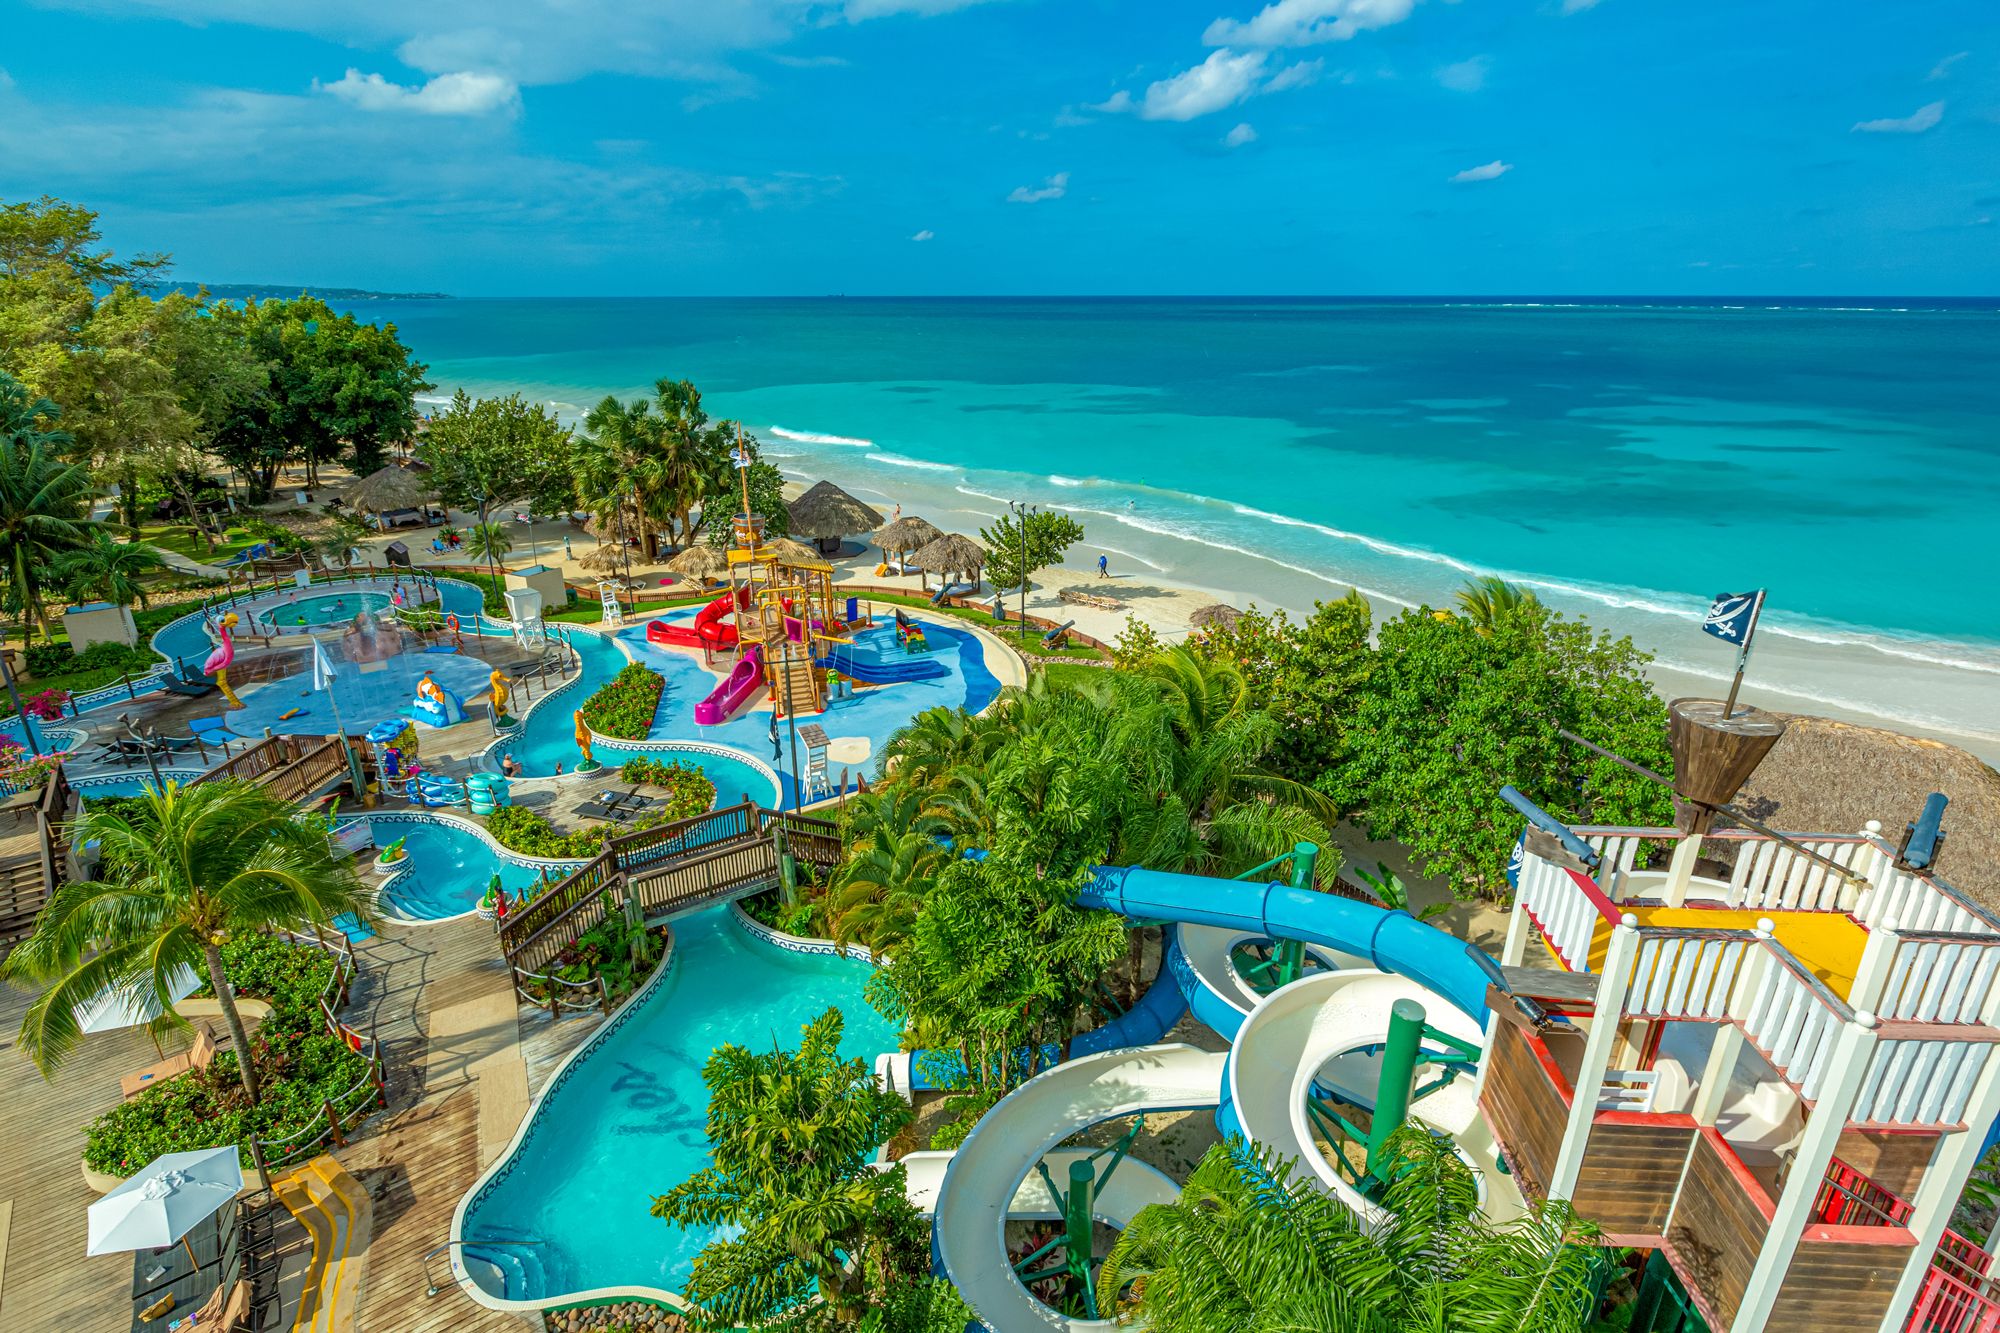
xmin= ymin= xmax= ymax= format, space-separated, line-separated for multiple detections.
xmin=0 ymin=981 xmax=167 ymax=1327
xmin=340 ymin=1089 xmax=536 ymax=1331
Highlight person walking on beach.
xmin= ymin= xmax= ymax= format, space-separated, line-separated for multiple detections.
xmin=1097 ymin=553 xmax=1109 ymax=580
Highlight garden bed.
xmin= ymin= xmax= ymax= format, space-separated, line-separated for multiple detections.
xmin=579 ymin=662 xmax=666 ymax=740
xmin=517 ymin=909 xmax=671 ymax=1010
xmin=82 ymin=933 xmax=375 ymax=1177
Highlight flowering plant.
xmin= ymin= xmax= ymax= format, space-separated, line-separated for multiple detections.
xmin=22 ymin=689 xmax=70 ymax=720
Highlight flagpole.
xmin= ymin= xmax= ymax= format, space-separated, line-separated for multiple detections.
xmin=314 ymin=633 xmax=365 ymax=795
xmin=1720 ymin=591 xmax=1766 ymax=721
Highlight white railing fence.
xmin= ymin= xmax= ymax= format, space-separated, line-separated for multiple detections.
xmin=1516 ymin=848 xmax=1617 ymax=973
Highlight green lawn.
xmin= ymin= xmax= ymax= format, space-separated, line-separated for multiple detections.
xmin=852 ymin=591 xmax=1110 ymax=660
xmin=547 ymin=593 xmax=707 ymax=625
xmin=1037 ymin=662 xmax=1111 ymax=691
xmin=139 ymin=523 xmax=266 ymax=563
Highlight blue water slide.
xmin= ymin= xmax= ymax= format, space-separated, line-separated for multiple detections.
xmin=1078 ymin=865 xmax=1496 ymax=1024
xmin=1068 ymin=926 xmax=1193 ymax=1058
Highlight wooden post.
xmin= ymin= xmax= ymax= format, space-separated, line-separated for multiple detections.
xmin=324 ymin=1099 xmax=346 ymax=1147
xmin=248 ymin=1137 xmax=273 ymax=1195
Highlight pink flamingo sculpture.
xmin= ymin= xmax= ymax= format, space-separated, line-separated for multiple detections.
xmin=204 ymin=612 xmax=245 ymax=709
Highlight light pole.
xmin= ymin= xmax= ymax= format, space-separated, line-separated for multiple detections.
xmin=1009 ymin=500 xmax=1037 ymax=640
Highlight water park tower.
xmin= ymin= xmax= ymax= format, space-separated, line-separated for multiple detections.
xmin=1487 ymin=700 xmax=2000 ymax=1333
xmin=719 ymin=452 xmax=841 ymax=718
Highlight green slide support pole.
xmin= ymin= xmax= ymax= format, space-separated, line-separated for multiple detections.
xmin=1272 ymin=842 xmax=1318 ymax=987
xmin=1064 ymin=1158 xmax=1097 ymax=1318
xmin=1365 ymin=997 xmax=1427 ymax=1180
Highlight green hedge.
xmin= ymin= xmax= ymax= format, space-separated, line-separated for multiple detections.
xmin=485 ymin=803 xmax=611 ymax=860
xmin=617 ymin=757 xmax=716 ymax=822
xmin=82 ymin=934 xmax=372 ymax=1174
xmin=579 ymin=662 xmax=665 ymax=740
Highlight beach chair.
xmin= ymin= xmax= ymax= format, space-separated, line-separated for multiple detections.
xmin=121 ymin=1027 xmax=218 ymax=1100
xmin=576 ymin=792 xmax=625 ymax=822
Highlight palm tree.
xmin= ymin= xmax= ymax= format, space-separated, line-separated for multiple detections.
xmin=827 ymin=789 xmax=947 ymax=954
xmin=0 ymin=780 xmax=373 ymax=1103
xmin=653 ymin=378 xmax=722 ymax=545
xmin=0 ymin=376 xmax=91 ymax=639
xmin=56 ymin=528 xmax=163 ymax=609
xmin=464 ymin=520 xmax=512 ymax=587
xmin=577 ymin=395 xmax=667 ymax=556
xmin=1100 ymin=1131 xmax=1603 ymax=1332
xmin=1456 ymin=575 xmax=1540 ymax=636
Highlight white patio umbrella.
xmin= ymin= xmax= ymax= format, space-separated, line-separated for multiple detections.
xmin=88 ymin=1145 xmax=244 ymax=1266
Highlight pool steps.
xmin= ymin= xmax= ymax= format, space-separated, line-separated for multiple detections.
xmin=274 ymin=1154 xmax=371 ymax=1332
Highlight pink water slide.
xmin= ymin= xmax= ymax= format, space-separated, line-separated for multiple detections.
xmin=694 ymin=646 xmax=764 ymax=726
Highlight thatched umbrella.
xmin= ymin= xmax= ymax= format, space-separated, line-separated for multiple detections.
xmin=1189 ymin=603 xmax=1243 ymax=633
xmin=345 ymin=465 xmax=434 ymax=531
xmin=788 ymin=481 xmax=884 ymax=555
xmin=766 ymin=537 xmax=831 ymax=569
xmin=665 ymin=545 xmax=728 ymax=583
xmin=877 ymin=515 xmax=943 ymax=572
xmin=577 ymin=543 xmax=631 ymax=576
xmin=911 ymin=533 xmax=987 ymax=594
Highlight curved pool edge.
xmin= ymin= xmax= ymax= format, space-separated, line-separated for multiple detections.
xmin=448 ymin=924 xmax=692 ymax=1317
xmin=474 ymin=621 xmax=610 ymax=776
xmin=450 ymin=904 xmax=888 ymax=1314
xmin=357 ymin=809 xmax=586 ymax=926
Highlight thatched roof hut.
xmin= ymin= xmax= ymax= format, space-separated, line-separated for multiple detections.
xmin=877 ymin=515 xmax=944 ymax=560
xmin=345 ymin=465 xmax=433 ymax=523
xmin=577 ymin=543 xmax=631 ymax=575
xmin=788 ymin=481 xmax=884 ymax=554
xmin=911 ymin=533 xmax=987 ymax=593
xmin=1736 ymin=714 xmax=2000 ymax=910
xmin=665 ymin=545 xmax=728 ymax=581
xmin=1189 ymin=603 xmax=1243 ymax=633
xmin=766 ymin=537 xmax=832 ymax=570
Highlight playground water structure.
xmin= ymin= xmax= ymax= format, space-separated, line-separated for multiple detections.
xmin=363 ymin=811 xmax=584 ymax=923
xmin=251 ymin=590 xmax=394 ymax=632
xmin=452 ymin=904 xmax=896 ymax=1311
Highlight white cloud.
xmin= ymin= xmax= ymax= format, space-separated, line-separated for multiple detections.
xmin=1133 ymin=48 xmax=1269 ymax=120
xmin=1204 ymin=0 xmax=1418 ymax=48
xmin=1262 ymin=58 xmax=1322 ymax=92
xmin=1928 ymin=51 xmax=1969 ymax=80
xmin=319 ymin=68 xmax=519 ymax=116
xmin=1435 ymin=55 xmax=1488 ymax=92
xmin=1088 ymin=90 xmax=1134 ymax=114
xmin=1450 ymin=159 xmax=1511 ymax=183
xmin=1223 ymin=122 xmax=1257 ymax=147
xmin=1007 ymin=172 xmax=1068 ymax=203
xmin=1560 ymin=0 xmax=1602 ymax=12
xmin=911 ymin=228 xmax=934 ymax=241
xmin=1852 ymin=101 xmax=1944 ymax=134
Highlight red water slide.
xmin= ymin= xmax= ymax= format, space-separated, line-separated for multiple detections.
xmin=646 ymin=588 xmax=744 ymax=650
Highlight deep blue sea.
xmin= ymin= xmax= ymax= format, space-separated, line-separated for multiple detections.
xmin=350 ymin=297 xmax=2000 ymax=751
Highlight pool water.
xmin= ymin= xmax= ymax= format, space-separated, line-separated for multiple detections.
xmin=460 ymin=907 xmax=896 ymax=1301
xmin=370 ymin=815 xmax=581 ymax=921
xmin=258 ymin=591 xmax=393 ymax=629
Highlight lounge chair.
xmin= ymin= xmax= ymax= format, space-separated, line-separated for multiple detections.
xmin=157 ymin=673 xmax=216 ymax=698
xmin=187 ymin=717 xmax=237 ymax=757
xmin=121 ymin=1026 xmax=218 ymax=1100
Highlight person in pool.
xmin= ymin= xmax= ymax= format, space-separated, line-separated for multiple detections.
xmin=501 ymin=754 xmax=522 ymax=777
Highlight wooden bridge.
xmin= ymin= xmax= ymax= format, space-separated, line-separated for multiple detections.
xmin=0 ymin=764 xmax=75 ymax=957
xmin=498 ymin=801 xmax=843 ymax=974
xmin=189 ymin=733 xmax=352 ymax=805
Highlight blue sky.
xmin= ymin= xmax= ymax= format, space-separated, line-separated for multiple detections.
xmin=2 ymin=0 xmax=1995 ymax=295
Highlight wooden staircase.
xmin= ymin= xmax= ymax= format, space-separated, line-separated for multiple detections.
xmin=771 ymin=654 xmax=823 ymax=717
xmin=275 ymin=1154 xmax=371 ymax=1333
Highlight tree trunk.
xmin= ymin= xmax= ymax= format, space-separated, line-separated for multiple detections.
xmin=203 ymin=940 xmax=262 ymax=1103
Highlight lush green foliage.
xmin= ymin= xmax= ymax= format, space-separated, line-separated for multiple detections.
xmin=0 ymin=377 xmax=92 ymax=637
xmin=522 ymin=903 xmax=668 ymax=1006
xmin=57 ymin=528 xmax=164 ymax=608
xmin=580 ymin=661 xmax=666 ymax=740
xmin=827 ymin=788 xmax=947 ymax=955
xmin=651 ymin=1006 xmax=959 ymax=1331
xmin=1 ymin=779 xmax=374 ymax=1103
xmin=1183 ymin=593 xmax=1374 ymax=777
xmin=484 ymin=803 xmax=610 ymax=860
xmin=416 ymin=389 xmax=575 ymax=522
xmin=464 ymin=519 xmax=512 ymax=580
xmin=80 ymin=933 xmax=371 ymax=1174
xmin=1102 ymin=1131 xmax=1605 ymax=1333
xmin=979 ymin=509 xmax=1086 ymax=591
xmin=1321 ymin=604 xmax=1673 ymax=897
xmin=616 ymin=755 xmax=717 ymax=822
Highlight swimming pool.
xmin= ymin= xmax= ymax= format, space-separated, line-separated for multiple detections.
xmin=456 ymin=906 xmax=895 ymax=1305
xmin=72 ymin=771 xmax=206 ymax=800
xmin=368 ymin=814 xmax=582 ymax=922
xmin=255 ymin=591 xmax=392 ymax=631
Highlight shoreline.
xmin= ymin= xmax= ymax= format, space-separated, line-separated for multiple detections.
xmin=775 ymin=463 xmax=2000 ymax=768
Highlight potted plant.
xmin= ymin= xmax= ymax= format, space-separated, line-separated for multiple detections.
xmin=375 ymin=835 xmax=409 ymax=870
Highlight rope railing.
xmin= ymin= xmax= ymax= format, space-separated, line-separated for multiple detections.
xmin=511 ymin=964 xmax=611 ymax=1018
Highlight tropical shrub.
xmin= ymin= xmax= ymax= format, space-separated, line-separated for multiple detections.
xmin=81 ymin=933 xmax=371 ymax=1174
xmin=485 ymin=803 xmax=609 ymax=860
xmin=521 ymin=904 xmax=668 ymax=1006
xmin=23 ymin=640 xmax=77 ymax=675
xmin=618 ymin=755 xmax=717 ymax=822
xmin=22 ymin=688 xmax=70 ymax=719
xmin=1100 ymin=1130 xmax=1606 ymax=1332
xmin=580 ymin=662 xmax=665 ymax=740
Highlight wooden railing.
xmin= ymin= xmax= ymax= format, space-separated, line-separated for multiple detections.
xmin=497 ymin=803 xmax=843 ymax=973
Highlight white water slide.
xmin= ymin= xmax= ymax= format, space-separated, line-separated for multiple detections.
xmin=1175 ymin=922 xmax=1365 ymax=1035
xmin=930 ymin=1044 xmax=1228 ymax=1333
xmin=1227 ymin=969 xmax=1527 ymax=1228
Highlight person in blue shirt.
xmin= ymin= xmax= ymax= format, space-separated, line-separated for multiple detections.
xmin=1097 ymin=553 xmax=1109 ymax=580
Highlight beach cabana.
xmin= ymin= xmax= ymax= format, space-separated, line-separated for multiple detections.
xmin=787 ymin=481 xmax=885 ymax=556
xmin=577 ymin=543 xmax=632 ymax=577
xmin=766 ymin=537 xmax=832 ymax=569
xmin=877 ymin=515 xmax=944 ymax=575
xmin=911 ymin=533 xmax=987 ymax=594
xmin=1189 ymin=603 xmax=1243 ymax=634
xmin=344 ymin=464 xmax=434 ymax=532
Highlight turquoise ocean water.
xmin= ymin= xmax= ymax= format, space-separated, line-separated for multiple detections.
xmin=353 ymin=297 xmax=2000 ymax=752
